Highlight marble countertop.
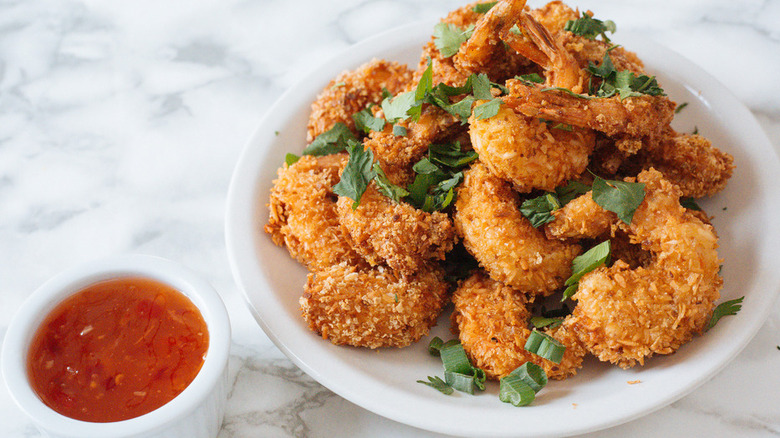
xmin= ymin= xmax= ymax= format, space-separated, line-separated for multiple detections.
xmin=1 ymin=0 xmax=779 ymax=436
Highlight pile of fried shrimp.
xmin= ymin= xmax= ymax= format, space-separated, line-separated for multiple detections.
xmin=264 ymin=0 xmax=735 ymax=382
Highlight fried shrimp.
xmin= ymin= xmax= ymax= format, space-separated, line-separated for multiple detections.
xmin=469 ymin=100 xmax=595 ymax=192
xmin=265 ymin=154 xmax=364 ymax=271
xmin=641 ymin=131 xmax=735 ymax=198
xmin=307 ymin=59 xmax=413 ymax=142
xmin=544 ymin=190 xmax=614 ymax=240
xmin=451 ymin=271 xmax=586 ymax=380
xmin=336 ymin=184 xmax=457 ymax=276
xmin=561 ymin=169 xmax=723 ymax=368
xmin=300 ymin=262 xmax=449 ymax=348
xmin=454 ymin=162 xmax=581 ymax=295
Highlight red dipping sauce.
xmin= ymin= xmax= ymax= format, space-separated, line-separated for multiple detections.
xmin=26 ymin=277 xmax=209 ymax=422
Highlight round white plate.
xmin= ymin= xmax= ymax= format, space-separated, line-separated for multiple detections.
xmin=225 ymin=21 xmax=780 ymax=438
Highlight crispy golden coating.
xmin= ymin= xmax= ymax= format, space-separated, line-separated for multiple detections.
xmin=545 ymin=191 xmax=614 ymax=240
xmin=642 ymin=132 xmax=734 ymax=198
xmin=307 ymin=59 xmax=413 ymax=142
xmin=454 ymin=162 xmax=581 ymax=295
xmin=563 ymin=169 xmax=723 ymax=368
xmin=529 ymin=1 xmax=580 ymax=33
xmin=469 ymin=101 xmax=595 ymax=192
xmin=451 ymin=271 xmax=586 ymax=380
xmin=265 ymin=154 xmax=364 ymax=271
xmin=301 ymin=262 xmax=449 ymax=348
xmin=505 ymin=79 xmax=676 ymax=142
xmin=336 ymin=185 xmax=457 ymax=276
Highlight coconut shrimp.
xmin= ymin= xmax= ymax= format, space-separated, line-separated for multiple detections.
xmin=469 ymin=101 xmax=595 ymax=192
xmin=451 ymin=271 xmax=587 ymax=380
xmin=454 ymin=162 xmax=581 ymax=296
xmin=265 ymin=154 xmax=365 ymax=271
xmin=300 ymin=262 xmax=449 ymax=348
xmin=307 ymin=59 xmax=413 ymax=142
xmin=557 ymin=169 xmax=722 ymax=368
xmin=336 ymin=184 xmax=457 ymax=276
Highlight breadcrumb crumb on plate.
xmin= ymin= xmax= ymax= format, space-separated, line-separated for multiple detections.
xmin=225 ymin=20 xmax=780 ymax=438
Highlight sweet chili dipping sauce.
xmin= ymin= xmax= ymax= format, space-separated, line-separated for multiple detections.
xmin=26 ymin=277 xmax=209 ymax=422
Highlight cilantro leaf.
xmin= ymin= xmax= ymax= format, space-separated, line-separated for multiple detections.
xmin=303 ymin=122 xmax=358 ymax=156
xmin=417 ymin=376 xmax=454 ymax=395
xmin=429 ymin=141 xmax=478 ymax=169
xmin=473 ymin=98 xmax=503 ymax=120
xmin=392 ymin=124 xmax=407 ymax=136
xmin=516 ymin=73 xmax=544 ymax=85
xmin=520 ymin=193 xmax=561 ymax=228
xmin=470 ymin=73 xmax=494 ymax=100
xmin=284 ymin=153 xmax=300 ymax=166
xmin=381 ymin=91 xmax=417 ymax=123
xmin=563 ymin=240 xmax=611 ymax=301
xmin=472 ymin=1 xmax=497 ymax=13
xmin=332 ymin=140 xmax=376 ymax=209
xmin=591 ymin=176 xmax=646 ymax=224
xmin=352 ymin=106 xmax=386 ymax=134
xmin=373 ymin=162 xmax=408 ymax=203
xmin=564 ymin=12 xmax=616 ymax=42
xmin=680 ymin=197 xmax=702 ymax=211
xmin=587 ymin=51 xmax=665 ymax=99
xmin=433 ymin=22 xmax=475 ymax=58
xmin=706 ymin=296 xmax=744 ymax=331
xmin=530 ymin=316 xmax=563 ymax=329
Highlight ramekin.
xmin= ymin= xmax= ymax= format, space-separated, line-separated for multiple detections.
xmin=1 ymin=254 xmax=231 ymax=438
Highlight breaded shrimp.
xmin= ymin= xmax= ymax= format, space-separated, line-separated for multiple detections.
xmin=300 ymin=262 xmax=449 ymax=348
xmin=562 ymin=169 xmax=723 ymax=368
xmin=307 ymin=59 xmax=413 ymax=142
xmin=451 ymin=271 xmax=586 ymax=380
xmin=544 ymin=190 xmax=614 ymax=240
xmin=336 ymin=184 xmax=457 ymax=276
xmin=454 ymin=162 xmax=581 ymax=296
xmin=265 ymin=154 xmax=364 ymax=271
xmin=641 ymin=131 xmax=734 ymax=198
xmin=469 ymin=100 xmax=595 ymax=192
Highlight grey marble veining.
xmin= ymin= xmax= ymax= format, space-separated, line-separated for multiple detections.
xmin=1 ymin=0 xmax=779 ymax=437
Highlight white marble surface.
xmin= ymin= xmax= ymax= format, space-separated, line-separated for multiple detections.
xmin=1 ymin=0 xmax=779 ymax=437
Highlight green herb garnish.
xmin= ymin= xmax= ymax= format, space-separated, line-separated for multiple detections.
xmin=303 ymin=122 xmax=358 ymax=156
xmin=530 ymin=316 xmax=563 ymax=329
xmin=472 ymin=1 xmax=497 ymax=13
xmin=284 ymin=153 xmax=300 ymax=166
xmin=392 ymin=124 xmax=407 ymax=137
xmin=352 ymin=105 xmax=385 ymax=134
xmin=332 ymin=140 xmax=376 ymax=209
xmin=564 ymin=12 xmax=616 ymax=42
xmin=587 ymin=50 xmax=665 ymax=99
xmin=562 ymin=240 xmax=611 ymax=301
xmin=520 ymin=193 xmax=561 ymax=228
xmin=706 ymin=296 xmax=744 ymax=331
xmin=556 ymin=181 xmax=591 ymax=206
xmin=433 ymin=22 xmax=475 ymax=58
xmin=373 ymin=162 xmax=409 ymax=203
xmin=417 ymin=375 xmax=454 ymax=395
xmin=591 ymin=175 xmax=645 ymax=224
xmin=524 ymin=330 xmax=565 ymax=363
xmin=429 ymin=141 xmax=478 ymax=168
xmin=680 ymin=197 xmax=702 ymax=211
xmin=473 ymin=98 xmax=503 ymax=120
xmin=675 ymin=102 xmax=689 ymax=114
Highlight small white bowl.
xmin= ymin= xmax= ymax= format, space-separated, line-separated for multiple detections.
xmin=1 ymin=254 xmax=231 ymax=438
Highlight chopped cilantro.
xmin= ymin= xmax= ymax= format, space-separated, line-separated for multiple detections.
xmin=675 ymin=102 xmax=689 ymax=114
xmin=520 ymin=193 xmax=561 ymax=228
xmin=433 ymin=22 xmax=475 ymax=58
xmin=563 ymin=240 xmax=611 ymax=301
xmin=381 ymin=90 xmax=417 ymax=123
xmin=473 ymin=98 xmax=503 ymax=120
xmin=472 ymin=1 xmax=497 ymax=13
xmin=373 ymin=162 xmax=408 ymax=203
xmin=284 ymin=153 xmax=300 ymax=166
xmin=556 ymin=181 xmax=591 ymax=206
xmin=392 ymin=124 xmax=407 ymax=137
xmin=303 ymin=122 xmax=357 ymax=156
xmin=352 ymin=105 xmax=385 ymax=134
xmin=330 ymin=81 xmax=346 ymax=90
xmin=591 ymin=175 xmax=646 ymax=224
xmin=564 ymin=12 xmax=616 ymax=42
xmin=706 ymin=296 xmax=744 ymax=331
xmin=587 ymin=50 xmax=665 ymax=100
xmin=680 ymin=197 xmax=702 ymax=211
xmin=429 ymin=141 xmax=478 ymax=168
xmin=517 ymin=73 xmax=544 ymax=84
xmin=332 ymin=140 xmax=376 ymax=209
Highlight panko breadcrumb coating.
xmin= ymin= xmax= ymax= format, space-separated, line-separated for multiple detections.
xmin=301 ymin=262 xmax=449 ymax=348
xmin=451 ymin=271 xmax=586 ymax=380
xmin=265 ymin=154 xmax=364 ymax=271
xmin=545 ymin=190 xmax=615 ymax=240
xmin=307 ymin=58 xmax=413 ymax=142
xmin=337 ymin=184 xmax=457 ymax=276
xmin=454 ymin=162 xmax=581 ymax=296
xmin=563 ymin=169 xmax=723 ymax=368
xmin=469 ymin=101 xmax=595 ymax=192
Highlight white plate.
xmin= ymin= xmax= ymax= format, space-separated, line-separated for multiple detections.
xmin=225 ymin=21 xmax=780 ymax=438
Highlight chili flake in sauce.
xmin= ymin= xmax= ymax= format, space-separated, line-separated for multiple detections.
xmin=27 ymin=277 xmax=209 ymax=422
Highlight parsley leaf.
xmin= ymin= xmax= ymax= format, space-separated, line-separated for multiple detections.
xmin=520 ymin=193 xmax=561 ymax=228
xmin=587 ymin=50 xmax=665 ymax=99
xmin=303 ymin=122 xmax=358 ymax=156
xmin=433 ymin=22 xmax=475 ymax=58
xmin=472 ymin=1 xmax=497 ymax=13
xmin=417 ymin=376 xmax=454 ymax=395
xmin=706 ymin=296 xmax=744 ymax=331
xmin=473 ymin=98 xmax=503 ymax=120
xmin=352 ymin=105 xmax=386 ymax=134
xmin=562 ymin=240 xmax=611 ymax=301
xmin=373 ymin=162 xmax=409 ymax=203
xmin=591 ymin=175 xmax=645 ymax=224
xmin=332 ymin=140 xmax=376 ymax=209
xmin=564 ymin=12 xmax=616 ymax=42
